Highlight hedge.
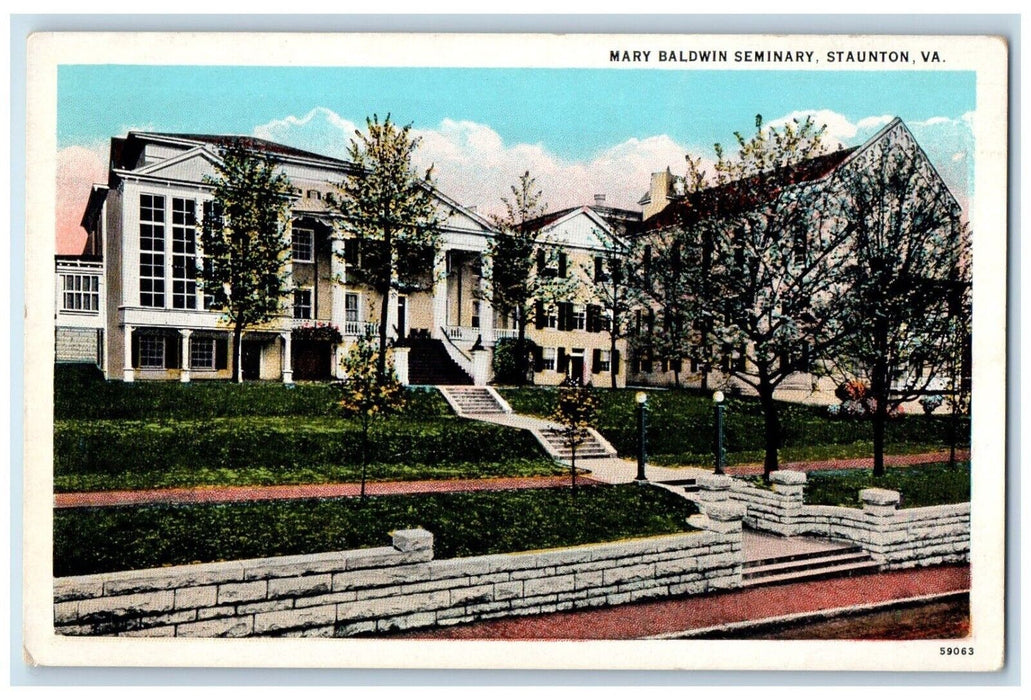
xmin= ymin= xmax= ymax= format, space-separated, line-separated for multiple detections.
xmin=54 ymin=417 xmax=545 ymax=477
xmin=53 ymin=484 xmax=700 ymax=576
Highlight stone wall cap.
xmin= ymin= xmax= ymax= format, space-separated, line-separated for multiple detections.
xmin=391 ymin=529 xmax=434 ymax=552
xmin=705 ymin=502 xmax=747 ymax=521
xmin=696 ymin=473 xmax=733 ymax=490
xmin=770 ymin=470 xmax=807 ymax=485
xmin=860 ymin=488 xmax=902 ymax=505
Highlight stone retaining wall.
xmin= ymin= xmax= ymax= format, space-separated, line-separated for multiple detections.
xmin=54 ymin=514 xmax=744 ymax=638
xmin=693 ymin=471 xmax=969 ymax=569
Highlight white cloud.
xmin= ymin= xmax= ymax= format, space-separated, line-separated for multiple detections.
xmin=56 ymin=144 xmax=109 ymax=255
xmin=254 ymin=107 xmax=701 ymax=217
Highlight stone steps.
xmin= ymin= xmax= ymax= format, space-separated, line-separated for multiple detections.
xmin=741 ymin=545 xmax=879 ymax=588
xmin=440 ymin=387 xmax=507 ymax=415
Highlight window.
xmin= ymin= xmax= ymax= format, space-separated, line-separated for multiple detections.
xmin=292 ymin=228 xmax=314 ymax=262
xmin=545 ymin=305 xmax=559 ymax=329
xmin=597 ymin=350 xmax=611 ymax=373
xmin=172 ymin=198 xmax=197 ymax=309
xmin=293 ymin=289 xmax=313 ymax=319
xmin=572 ymin=304 xmax=587 ymax=331
xmin=139 ymin=194 xmax=166 ymax=307
xmin=61 ymin=274 xmax=99 ymax=312
xmin=190 ymin=337 xmax=216 ymax=370
xmin=139 ymin=335 xmax=165 ymax=369
xmin=344 ymin=292 xmax=360 ymax=323
xmin=542 ymin=347 xmax=557 ymax=371
xmin=472 ymin=301 xmax=481 ymax=329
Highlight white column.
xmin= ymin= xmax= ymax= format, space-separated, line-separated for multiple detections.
xmin=281 ymin=332 xmax=293 ymax=384
xmin=330 ymin=237 xmax=345 ymax=329
xmin=472 ymin=348 xmax=490 ymax=387
xmin=179 ymin=329 xmax=193 ymax=383
xmin=432 ymin=248 xmax=448 ymax=337
xmin=478 ymin=254 xmax=494 ymax=345
xmin=122 ymin=324 xmax=134 ymax=382
xmin=393 ymin=346 xmax=410 ymax=386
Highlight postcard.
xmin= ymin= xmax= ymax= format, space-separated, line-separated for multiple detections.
xmin=23 ymin=31 xmax=1007 ymax=671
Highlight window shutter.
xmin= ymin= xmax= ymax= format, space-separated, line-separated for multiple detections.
xmin=535 ymin=300 xmax=545 ymax=329
xmin=587 ymin=305 xmax=600 ymax=333
xmin=671 ymin=358 xmax=682 ymax=374
xmin=613 ymin=350 xmax=621 ymax=375
xmin=592 ymin=348 xmax=601 ymax=373
xmin=165 ymin=334 xmax=179 ymax=369
xmin=557 ymin=348 xmax=568 ymax=374
xmin=215 ymin=336 xmax=229 ymax=370
xmin=536 ymin=249 xmax=546 ymax=275
xmin=130 ymin=330 xmax=139 ymax=369
xmin=532 ymin=346 xmax=544 ymax=372
xmin=642 ymin=351 xmax=653 ymax=374
xmin=660 ymin=358 xmax=668 ymax=373
xmin=594 ymin=257 xmax=604 ymax=282
xmin=556 ymin=302 xmax=567 ymax=331
xmin=344 ymin=238 xmax=359 ymax=265
xmin=558 ymin=253 xmax=568 ymax=278
xmin=630 ymin=353 xmax=640 ymax=374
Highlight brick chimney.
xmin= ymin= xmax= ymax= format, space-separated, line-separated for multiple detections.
xmin=643 ymin=168 xmax=674 ymax=220
xmin=593 ymin=194 xmax=606 ymax=206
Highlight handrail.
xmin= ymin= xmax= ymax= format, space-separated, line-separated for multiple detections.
xmin=438 ymin=326 xmax=472 ymax=363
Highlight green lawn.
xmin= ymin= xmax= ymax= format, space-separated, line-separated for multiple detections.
xmin=499 ymin=387 xmax=968 ymax=466
xmin=803 ymin=463 xmax=971 ymax=509
xmin=54 ymin=366 xmax=556 ymax=492
xmin=53 ymin=483 xmax=700 ymax=576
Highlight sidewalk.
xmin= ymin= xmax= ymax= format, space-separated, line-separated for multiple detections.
xmin=54 ymin=449 xmax=966 ymax=508
xmin=53 ymin=474 xmax=598 ymax=509
xmin=392 ymin=564 xmax=970 ymax=640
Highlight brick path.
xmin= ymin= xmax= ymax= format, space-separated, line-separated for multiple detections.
xmin=724 ymin=449 xmax=970 ymax=476
xmin=53 ymin=475 xmax=599 ymax=509
xmin=392 ymin=564 xmax=970 ymax=640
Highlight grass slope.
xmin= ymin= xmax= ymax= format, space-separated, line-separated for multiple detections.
xmin=54 ymin=484 xmax=700 ymax=576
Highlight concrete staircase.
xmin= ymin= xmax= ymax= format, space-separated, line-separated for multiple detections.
xmin=741 ymin=543 xmax=879 ymax=588
xmin=407 ymin=338 xmax=473 ymax=386
xmin=538 ymin=426 xmax=618 ymax=461
xmin=440 ymin=386 xmax=508 ymax=416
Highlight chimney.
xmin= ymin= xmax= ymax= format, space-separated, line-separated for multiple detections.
xmin=643 ymin=168 xmax=674 ymax=220
xmin=593 ymin=194 xmax=606 ymax=206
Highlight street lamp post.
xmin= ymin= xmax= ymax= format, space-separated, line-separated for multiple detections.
xmin=713 ymin=390 xmax=726 ymax=475
xmin=635 ymin=391 xmax=648 ymax=482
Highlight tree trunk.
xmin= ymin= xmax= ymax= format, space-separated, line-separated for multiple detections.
xmin=948 ymin=407 xmax=958 ymax=468
xmin=360 ymin=413 xmax=369 ymax=502
xmin=233 ymin=321 xmax=244 ymax=384
xmin=377 ymin=284 xmax=390 ymax=380
xmin=516 ymin=311 xmax=529 ymax=386
xmin=609 ymin=332 xmax=618 ymax=389
xmin=757 ymin=373 xmax=780 ymax=482
xmin=570 ymin=439 xmax=577 ymax=499
xmin=871 ymin=361 xmax=889 ymax=477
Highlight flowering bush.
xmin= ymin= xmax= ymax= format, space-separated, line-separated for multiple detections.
xmin=293 ymin=322 xmax=343 ymax=344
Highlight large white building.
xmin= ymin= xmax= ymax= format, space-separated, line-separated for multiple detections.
xmin=65 ymin=131 xmax=630 ymax=386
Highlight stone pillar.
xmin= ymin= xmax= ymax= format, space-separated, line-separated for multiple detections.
xmin=860 ymin=488 xmax=901 ymax=517
xmin=694 ymin=473 xmax=733 ymax=513
xmin=281 ymin=332 xmax=293 ymax=384
xmin=472 ymin=348 xmax=490 ymax=386
xmin=432 ymin=249 xmax=448 ymax=337
xmin=478 ymin=255 xmax=494 ymax=345
xmin=769 ymin=470 xmax=808 ymax=536
xmin=179 ymin=329 xmax=193 ymax=383
xmin=393 ymin=346 xmax=410 ymax=386
xmin=122 ymin=324 xmax=134 ymax=382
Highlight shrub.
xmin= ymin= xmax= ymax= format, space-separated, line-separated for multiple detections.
xmin=491 ymin=337 xmax=538 ymax=385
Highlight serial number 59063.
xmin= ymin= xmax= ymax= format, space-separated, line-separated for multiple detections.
xmin=940 ymin=647 xmax=974 ymax=656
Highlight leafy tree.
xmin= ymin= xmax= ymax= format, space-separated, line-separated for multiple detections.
xmin=336 ymin=334 xmax=406 ymax=500
xmin=551 ymin=379 xmax=599 ymax=497
xmin=329 ymin=114 xmax=443 ymax=379
xmin=200 ymin=141 xmax=294 ymax=383
xmin=581 ymin=226 xmax=642 ymax=388
xmin=479 ymin=171 xmax=575 ymax=384
xmin=829 ymin=124 xmax=967 ymax=475
xmin=692 ymin=115 xmax=856 ymax=480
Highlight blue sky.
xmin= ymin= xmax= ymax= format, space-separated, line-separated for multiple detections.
xmin=56 ymin=65 xmax=975 ymax=251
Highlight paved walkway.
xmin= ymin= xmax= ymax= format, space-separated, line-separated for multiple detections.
xmin=392 ymin=564 xmax=970 ymax=639
xmin=53 ymin=475 xmax=598 ymax=509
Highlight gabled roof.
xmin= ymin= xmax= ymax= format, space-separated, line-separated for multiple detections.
xmin=640 ymin=145 xmax=858 ymax=232
xmin=522 ymin=203 xmax=641 ymax=233
xmin=137 ymin=132 xmax=348 ymax=165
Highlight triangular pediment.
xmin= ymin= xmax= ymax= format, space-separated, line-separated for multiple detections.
xmin=133 ymin=147 xmax=221 ymax=183
xmin=538 ymin=208 xmax=624 ymax=251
